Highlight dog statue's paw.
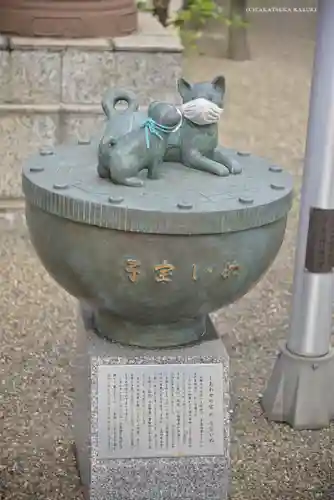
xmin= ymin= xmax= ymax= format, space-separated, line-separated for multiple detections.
xmin=214 ymin=164 xmax=230 ymax=177
xmin=230 ymin=159 xmax=242 ymax=175
xmin=121 ymin=177 xmax=144 ymax=187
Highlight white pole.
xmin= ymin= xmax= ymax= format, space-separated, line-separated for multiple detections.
xmin=287 ymin=0 xmax=334 ymax=357
xmin=262 ymin=0 xmax=334 ymax=429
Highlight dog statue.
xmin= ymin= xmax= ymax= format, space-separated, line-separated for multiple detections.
xmin=164 ymin=75 xmax=242 ymax=176
xmin=97 ymin=75 xmax=241 ymax=182
xmin=97 ymin=101 xmax=182 ymax=187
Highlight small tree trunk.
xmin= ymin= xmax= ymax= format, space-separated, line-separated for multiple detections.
xmin=227 ymin=0 xmax=250 ymax=61
xmin=152 ymin=0 xmax=171 ymax=26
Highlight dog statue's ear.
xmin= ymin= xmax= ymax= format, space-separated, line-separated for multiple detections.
xmin=212 ymin=75 xmax=226 ymax=94
xmin=177 ymin=78 xmax=192 ymax=99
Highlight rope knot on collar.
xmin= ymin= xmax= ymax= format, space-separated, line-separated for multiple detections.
xmin=141 ymin=113 xmax=182 ymax=148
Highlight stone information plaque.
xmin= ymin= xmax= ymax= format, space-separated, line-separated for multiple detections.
xmin=97 ymin=363 xmax=225 ymax=459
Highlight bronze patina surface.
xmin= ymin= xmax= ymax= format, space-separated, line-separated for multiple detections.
xmin=22 ymin=78 xmax=293 ymax=348
xmin=97 ymin=101 xmax=182 ymax=187
xmin=98 ymin=77 xmax=242 ymax=186
xmin=23 ymin=140 xmax=293 ymax=348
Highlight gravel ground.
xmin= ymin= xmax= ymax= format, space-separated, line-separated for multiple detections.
xmin=1 ymin=20 xmax=333 ymax=500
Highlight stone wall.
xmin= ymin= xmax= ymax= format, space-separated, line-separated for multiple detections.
xmin=0 ymin=13 xmax=183 ymax=211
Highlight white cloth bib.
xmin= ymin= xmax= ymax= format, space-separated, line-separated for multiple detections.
xmin=180 ymin=97 xmax=223 ymax=125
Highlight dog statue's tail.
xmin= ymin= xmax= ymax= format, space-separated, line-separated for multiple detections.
xmin=101 ymin=89 xmax=139 ymax=119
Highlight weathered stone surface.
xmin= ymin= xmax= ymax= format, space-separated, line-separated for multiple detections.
xmin=8 ymin=51 xmax=61 ymax=104
xmin=137 ymin=12 xmax=170 ymax=35
xmin=61 ymin=49 xmax=182 ymax=105
xmin=117 ymin=52 xmax=181 ymax=87
xmin=0 ymin=51 xmax=10 ymax=102
xmin=58 ymin=113 xmax=105 ymax=144
xmin=113 ymin=34 xmax=183 ymax=52
xmin=0 ymin=113 xmax=58 ymax=198
xmin=62 ymin=50 xmax=118 ymax=104
xmin=115 ymin=52 xmax=182 ymax=104
xmin=73 ymin=318 xmax=230 ymax=500
xmin=147 ymin=89 xmax=182 ymax=105
xmin=8 ymin=36 xmax=113 ymax=51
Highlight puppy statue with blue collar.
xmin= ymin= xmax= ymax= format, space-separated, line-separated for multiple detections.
xmin=97 ymin=101 xmax=182 ymax=187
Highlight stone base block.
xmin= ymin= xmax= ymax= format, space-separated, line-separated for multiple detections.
xmin=1 ymin=13 xmax=182 ymax=107
xmin=73 ymin=311 xmax=230 ymax=500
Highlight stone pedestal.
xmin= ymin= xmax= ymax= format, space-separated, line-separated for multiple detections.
xmin=73 ymin=310 xmax=230 ymax=500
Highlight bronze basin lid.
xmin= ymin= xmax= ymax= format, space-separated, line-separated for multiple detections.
xmin=22 ymin=143 xmax=293 ymax=235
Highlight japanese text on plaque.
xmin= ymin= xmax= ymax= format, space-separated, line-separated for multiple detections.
xmin=97 ymin=364 xmax=225 ymax=459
